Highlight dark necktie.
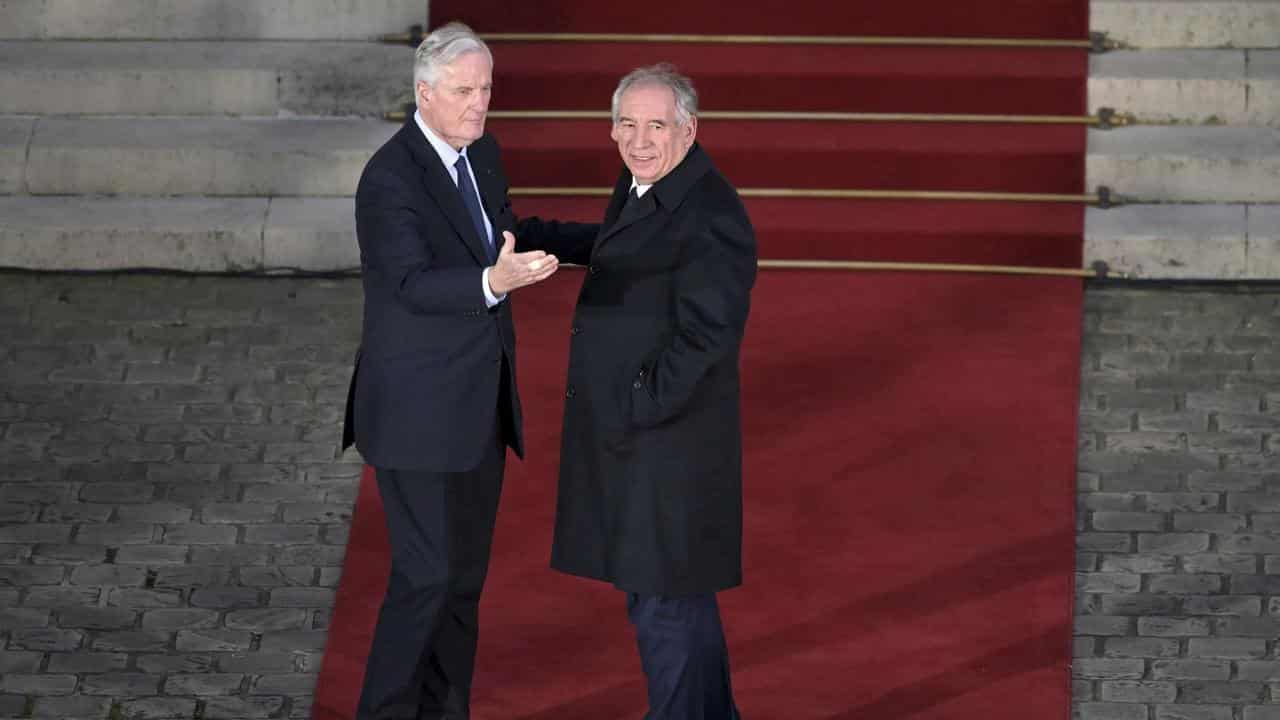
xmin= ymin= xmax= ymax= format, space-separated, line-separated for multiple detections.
xmin=454 ymin=155 xmax=494 ymax=261
xmin=617 ymin=187 xmax=643 ymax=225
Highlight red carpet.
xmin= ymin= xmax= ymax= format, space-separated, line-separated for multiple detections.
xmin=429 ymin=0 xmax=1086 ymax=38
xmin=483 ymin=44 xmax=1086 ymax=115
xmin=316 ymin=1 xmax=1085 ymax=717
xmin=316 ymin=272 xmax=1081 ymax=719
xmin=489 ymin=120 xmax=1086 ymax=192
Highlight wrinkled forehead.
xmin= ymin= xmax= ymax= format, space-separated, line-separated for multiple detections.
xmin=617 ymin=83 xmax=680 ymax=122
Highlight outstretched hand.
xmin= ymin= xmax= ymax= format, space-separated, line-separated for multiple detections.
xmin=487 ymin=231 xmax=559 ymax=296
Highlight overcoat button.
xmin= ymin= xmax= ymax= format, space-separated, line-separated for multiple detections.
xmin=588 ymin=265 xmax=600 ymax=275
xmin=571 ymin=326 xmax=581 ymax=335
xmin=632 ymin=380 xmax=642 ymax=390
xmin=565 ymin=386 xmax=576 ymax=399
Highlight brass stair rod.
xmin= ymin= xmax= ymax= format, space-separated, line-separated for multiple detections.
xmin=381 ymin=30 xmax=1094 ymax=49
xmin=512 ymin=187 xmax=1107 ymax=205
xmin=561 ymin=260 xmax=1118 ymax=279
xmin=385 ymin=108 xmax=1136 ymax=128
xmin=383 ymin=26 xmax=1115 ymax=50
xmin=492 ymin=109 xmax=1136 ymax=127
xmin=759 ymin=259 xmax=1118 ymax=279
xmin=481 ymin=32 xmax=1095 ymax=48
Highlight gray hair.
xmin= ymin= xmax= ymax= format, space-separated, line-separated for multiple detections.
xmin=413 ymin=21 xmax=492 ymax=90
xmin=611 ymin=63 xmax=698 ymax=126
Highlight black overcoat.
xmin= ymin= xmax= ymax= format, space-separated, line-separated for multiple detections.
xmin=543 ymin=144 xmax=757 ymax=595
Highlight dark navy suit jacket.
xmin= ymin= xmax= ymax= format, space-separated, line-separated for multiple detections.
xmin=342 ymin=119 xmax=597 ymax=472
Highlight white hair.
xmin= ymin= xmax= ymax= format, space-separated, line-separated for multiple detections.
xmin=611 ymin=63 xmax=699 ymax=126
xmin=413 ymin=21 xmax=493 ymax=90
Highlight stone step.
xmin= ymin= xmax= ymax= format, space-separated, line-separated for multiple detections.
xmin=20 ymin=116 xmax=395 ymax=196
xmin=1086 ymin=203 xmax=1276 ymax=278
xmin=2 ymin=42 xmax=1277 ymax=126
xmin=1092 ymin=0 xmax=1280 ymax=49
xmin=1090 ymin=50 xmax=1279 ymax=126
xmin=2 ymin=1 xmax=1272 ymax=47
xmin=0 ymin=117 xmax=34 ymax=194
xmin=1088 ymin=126 xmax=1280 ymax=202
xmin=0 ymin=41 xmax=410 ymax=117
xmin=0 ymin=196 xmax=356 ymax=272
xmin=1248 ymin=205 xmax=1280 ymax=277
xmin=0 ymin=0 xmax=424 ymax=40
xmin=2 ymin=196 xmax=1271 ymax=280
xmin=8 ymin=117 xmax=1277 ymax=202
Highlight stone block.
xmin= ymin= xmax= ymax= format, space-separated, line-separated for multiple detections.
xmin=1089 ymin=50 xmax=1250 ymax=125
xmin=0 ymin=0 xmax=427 ymax=40
xmin=1092 ymin=1 xmax=1280 ymax=48
xmin=0 ymin=197 xmax=266 ymax=272
xmin=1088 ymin=127 xmax=1280 ymax=203
xmin=1085 ymin=204 xmax=1249 ymax=280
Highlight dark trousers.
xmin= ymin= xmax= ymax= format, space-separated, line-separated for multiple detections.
xmin=357 ymin=440 xmax=506 ymax=719
xmin=628 ymin=593 xmax=741 ymax=720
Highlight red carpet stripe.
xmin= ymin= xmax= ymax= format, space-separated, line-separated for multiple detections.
xmin=509 ymin=197 xmax=1084 ymax=268
xmin=489 ymin=120 xmax=1087 ymax=193
xmin=484 ymin=44 xmax=1088 ymax=115
xmin=432 ymin=0 xmax=1088 ymax=38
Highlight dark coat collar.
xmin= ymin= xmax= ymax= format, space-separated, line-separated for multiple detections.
xmin=600 ymin=142 xmax=713 ymax=242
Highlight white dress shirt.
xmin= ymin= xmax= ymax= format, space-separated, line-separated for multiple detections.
xmin=414 ymin=111 xmax=504 ymax=307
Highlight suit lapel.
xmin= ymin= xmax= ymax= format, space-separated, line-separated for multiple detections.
xmin=398 ymin=121 xmax=491 ymax=267
xmin=473 ymin=154 xmax=508 ymax=239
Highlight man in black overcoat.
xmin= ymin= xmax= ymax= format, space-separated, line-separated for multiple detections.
xmin=341 ymin=22 xmax=598 ymax=719
xmin=529 ymin=64 xmax=757 ymax=719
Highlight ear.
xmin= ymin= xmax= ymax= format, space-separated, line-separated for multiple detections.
xmin=610 ymin=123 xmax=621 ymax=143
xmin=416 ymin=80 xmax=432 ymax=107
xmin=682 ymin=115 xmax=698 ymax=147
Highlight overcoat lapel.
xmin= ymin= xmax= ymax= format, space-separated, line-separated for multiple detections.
xmin=595 ymin=143 xmax=714 ymax=250
xmin=595 ymin=171 xmax=655 ymax=252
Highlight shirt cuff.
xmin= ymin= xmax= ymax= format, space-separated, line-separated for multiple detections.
xmin=482 ymin=267 xmax=506 ymax=307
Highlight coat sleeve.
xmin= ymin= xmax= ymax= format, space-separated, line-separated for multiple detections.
xmin=514 ymin=216 xmax=600 ymax=266
xmin=356 ymin=170 xmax=488 ymax=315
xmin=479 ymin=132 xmax=600 ymax=265
xmin=629 ymin=198 xmax=758 ymax=428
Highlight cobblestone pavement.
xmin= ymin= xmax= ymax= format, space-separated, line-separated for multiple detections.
xmin=1 ymin=273 xmax=363 ymax=719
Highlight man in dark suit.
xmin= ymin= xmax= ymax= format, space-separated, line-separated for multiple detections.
xmin=341 ymin=22 xmax=598 ymax=720
xmin=538 ymin=64 xmax=758 ymax=718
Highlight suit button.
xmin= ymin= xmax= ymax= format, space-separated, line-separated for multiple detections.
xmin=570 ymin=325 xmax=582 ymax=336
xmin=565 ymin=386 xmax=576 ymax=399
xmin=637 ymin=367 xmax=646 ymax=378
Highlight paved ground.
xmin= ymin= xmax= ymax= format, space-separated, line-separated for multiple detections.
xmin=3 ymin=272 xmax=1280 ymax=720
xmin=0 ymin=272 xmax=363 ymax=719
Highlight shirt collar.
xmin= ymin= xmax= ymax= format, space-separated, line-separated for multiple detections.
xmin=629 ymin=178 xmax=653 ymax=198
xmin=415 ymin=110 xmax=466 ymax=169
